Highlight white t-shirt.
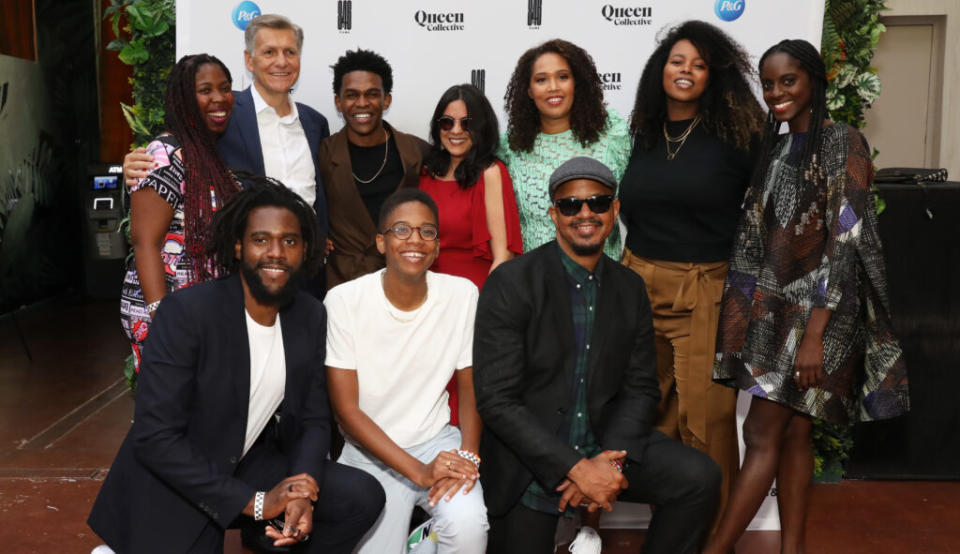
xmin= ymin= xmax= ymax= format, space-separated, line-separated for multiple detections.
xmin=242 ymin=310 xmax=286 ymax=457
xmin=324 ymin=270 xmax=478 ymax=448
xmin=250 ymin=85 xmax=317 ymax=207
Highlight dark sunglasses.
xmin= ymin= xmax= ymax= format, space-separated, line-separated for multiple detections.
xmin=437 ymin=116 xmax=472 ymax=132
xmin=554 ymin=194 xmax=615 ymax=216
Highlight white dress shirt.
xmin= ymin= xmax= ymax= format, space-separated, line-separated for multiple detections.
xmin=250 ymin=85 xmax=317 ymax=207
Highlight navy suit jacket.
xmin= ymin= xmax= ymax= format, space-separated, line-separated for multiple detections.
xmin=88 ymin=275 xmax=331 ymax=553
xmin=217 ymin=87 xmax=331 ymax=232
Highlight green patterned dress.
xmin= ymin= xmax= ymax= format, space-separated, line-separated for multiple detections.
xmin=499 ymin=109 xmax=631 ymax=259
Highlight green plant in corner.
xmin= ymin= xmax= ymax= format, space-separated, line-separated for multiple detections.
xmin=814 ymin=0 xmax=888 ymax=481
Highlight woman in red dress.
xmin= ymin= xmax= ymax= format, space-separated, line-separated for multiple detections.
xmin=419 ymin=84 xmax=523 ymax=422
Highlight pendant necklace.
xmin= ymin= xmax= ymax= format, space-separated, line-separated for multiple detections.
xmin=663 ymin=115 xmax=702 ymax=161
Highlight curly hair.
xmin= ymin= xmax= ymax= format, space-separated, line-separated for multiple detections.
xmin=331 ymin=48 xmax=393 ymax=95
xmin=629 ymin=20 xmax=763 ymax=151
xmin=423 ymin=84 xmax=500 ymax=188
xmin=504 ymin=39 xmax=608 ymax=153
xmin=206 ymin=173 xmax=323 ymax=278
xmin=163 ymin=54 xmax=238 ymax=283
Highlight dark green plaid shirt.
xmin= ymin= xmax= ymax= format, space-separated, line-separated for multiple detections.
xmin=520 ymin=244 xmax=603 ymax=515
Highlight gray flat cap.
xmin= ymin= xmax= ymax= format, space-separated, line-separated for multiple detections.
xmin=548 ymin=156 xmax=617 ymax=197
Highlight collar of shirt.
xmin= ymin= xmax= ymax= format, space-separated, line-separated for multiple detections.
xmin=249 ymin=84 xmax=299 ymax=124
xmin=556 ymin=242 xmax=603 ymax=287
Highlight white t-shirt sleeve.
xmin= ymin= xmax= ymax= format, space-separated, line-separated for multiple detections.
xmin=456 ymin=284 xmax=479 ymax=370
xmin=324 ymin=288 xmax=357 ymax=370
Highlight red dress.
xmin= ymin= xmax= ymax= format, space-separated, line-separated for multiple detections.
xmin=419 ymin=160 xmax=523 ymax=423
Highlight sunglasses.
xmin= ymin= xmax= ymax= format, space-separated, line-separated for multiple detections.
xmin=554 ymin=194 xmax=615 ymax=216
xmin=437 ymin=116 xmax=472 ymax=132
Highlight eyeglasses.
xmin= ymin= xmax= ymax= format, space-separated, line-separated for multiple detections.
xmin=437 ymin=116 xmax=472 ymax=132
xmin=554 ymin=194 xmax=615 ymax=216
xmin=384 ymin=223 xmax=439 ymax=241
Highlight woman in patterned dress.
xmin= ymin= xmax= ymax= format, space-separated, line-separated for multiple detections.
xmin=499 ymin=39 xmax=631 ymax=260
xmin=120 ymin=54 xmax=239 ymax=372
xmin=703 ymin=40 xmax=909 ymax=554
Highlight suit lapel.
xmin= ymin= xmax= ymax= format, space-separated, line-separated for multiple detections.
xmin=545 ymin=246 xmax=576 ymax=376
xmin=235 ymin=88 xmax=265 ymax=176
xmin=224 ymin=275 xmax=252 ymax=445
xmin=326 ymin=129 xmax=378 ymax=238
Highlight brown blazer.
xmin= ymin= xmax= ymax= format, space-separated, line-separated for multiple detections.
xmin=318 ymin=122 xmax=429 ymax=289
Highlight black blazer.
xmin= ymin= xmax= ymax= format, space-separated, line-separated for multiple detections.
xmin=473 ymin=241 xmax=660 ymax=516
xmin=88 ymin=275 xmax=331 ymax=553
xmin=217 ymin=87 xmax=331 ymax=231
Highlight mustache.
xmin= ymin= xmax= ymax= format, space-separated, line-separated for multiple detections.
xmin=567 ymin=218 xmax=603 ymax=227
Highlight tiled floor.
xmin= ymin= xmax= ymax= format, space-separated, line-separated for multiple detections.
xmin=2 ymin=298 xmax=958 ymax=554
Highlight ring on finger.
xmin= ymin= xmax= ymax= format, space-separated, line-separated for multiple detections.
xmin=794 ymin=371 xmax=800 ymax=380
xmin=445 ymin=460 xmax=451 ymax=468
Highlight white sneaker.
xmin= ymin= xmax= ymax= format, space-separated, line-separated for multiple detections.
xmin=91 ymin=546 xmax=116 ymax=554
xmin=568 ymin=526 xmax=602 ymax=554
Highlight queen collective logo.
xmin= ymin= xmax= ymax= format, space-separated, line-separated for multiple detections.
xmin=414 ymin=10 xmax=464 ymax=31
xmin=231 ymin=1 xmax=261 ymax=30
xmin=528 ymin=0 xmax=543 ymax=27
xmin=715 ymin=0 xmax=745 ymax=22
xmin=601 ymin=5 xmax=652 ymax=26
xmin=598 ymin=72 xmax=621 ymax=91
xmin=471 ymin=69 xmax=486 ymax=92
xmin=337 ymin=0 xmax=352 ymax=31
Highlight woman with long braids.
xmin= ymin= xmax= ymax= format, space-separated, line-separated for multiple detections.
xmin=119 ymin=54 xmax=240 ymax=372
xmin=618 ymin=20 xmax=764 ymax=534
xmin=703 ymin=40 xmax=909 ymax=553
xmin=500 ymin=39 xmax=630 ymax=259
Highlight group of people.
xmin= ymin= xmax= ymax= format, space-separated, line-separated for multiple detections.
xmin=93 ymin=13 xmax=910 ymax=554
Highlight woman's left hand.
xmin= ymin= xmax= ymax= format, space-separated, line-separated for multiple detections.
xmin=793 ymin=334 xmax=825 ymax=390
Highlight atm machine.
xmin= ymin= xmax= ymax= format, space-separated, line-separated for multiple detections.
xmin=83 ymin=163 xmax=127 ymax=298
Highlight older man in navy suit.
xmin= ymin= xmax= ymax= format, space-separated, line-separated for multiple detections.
xmin=88 ymin=179 xmax=382 ymax=553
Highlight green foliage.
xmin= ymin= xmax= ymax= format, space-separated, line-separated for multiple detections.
xmin=105 ymin=0 xmax=176 ymax=146
xmin=814 ymin=0 xmax=887 ymax=479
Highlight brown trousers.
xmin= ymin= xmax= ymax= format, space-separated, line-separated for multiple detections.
xmin=623 ymin=249 xmax=739 ymax=532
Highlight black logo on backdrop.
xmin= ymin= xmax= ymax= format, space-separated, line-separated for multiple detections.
xmin=471 ymin=69 xmax=486 ymax=92
xmin=601 ymin=5 xmax=653 ymax=26
xmin=414 ymin=10 xmax=464 ymax=31
xmin=598 ymin=72 xmax=622 ymax=91
xmin=528 ymin=0 xmax=543 ymax=27
xmin=337 ymin=0 xmax=352 ymax=31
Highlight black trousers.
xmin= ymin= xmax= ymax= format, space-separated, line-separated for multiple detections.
xmin=487 ymin=430 xmax=721 ymax=554
xmin=188 ymin=428 xmax=385 ymax=554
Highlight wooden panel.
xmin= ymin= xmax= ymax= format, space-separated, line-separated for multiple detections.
xmin=98 ymin=0 xmax=134 ymax=162
xmin=0 ymin=0 xmax=37 ymax=60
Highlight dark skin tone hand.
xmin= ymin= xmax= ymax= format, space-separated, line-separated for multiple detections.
xmin=241 ymin=473 xmax=318 ymax=545
xmin=794 ymin=307 xmax=832 ymax=390
xmin=562 ymin=450 xmax=629 ymax=512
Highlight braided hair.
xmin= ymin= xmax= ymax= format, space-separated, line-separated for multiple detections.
xmin=163 ymin=54 xmax=238 ymax=283
xmin=504 ymin=39 xmax=608 ymax=153
xmin=423 ymin=84 xmax=500 ymax=188
xmin=629 ymin=20 xmax=763 ymax=151
xmin=206 ymin=173 xmax=323 ymax=278
xmin=751 ymin=39 xmax=830 ymax=191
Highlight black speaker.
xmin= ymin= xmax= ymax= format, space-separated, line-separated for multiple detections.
xmin=846 ymin=182 xmax=960 ymax=479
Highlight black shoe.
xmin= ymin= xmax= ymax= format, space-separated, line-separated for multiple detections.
xmin=240 ymin=525 xmax=294 ymax=553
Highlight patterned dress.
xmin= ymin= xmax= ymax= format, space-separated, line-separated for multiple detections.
xmin=119 ymin=137 xmax=194 ymax=371
xmin=498 ymin=108 xmax=631 ymax=259
xmin=714 ymin=124 xmax=909 ymax=424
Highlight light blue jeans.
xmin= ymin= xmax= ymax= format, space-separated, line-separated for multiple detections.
xmin=339 ymin=425 xmax=489 ymax=554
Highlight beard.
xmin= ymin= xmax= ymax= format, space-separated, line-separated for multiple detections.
xmin=566 ymin=218 xmax=606 ymax=256
xmin=240 ymin=260 xmax=303 ymax=308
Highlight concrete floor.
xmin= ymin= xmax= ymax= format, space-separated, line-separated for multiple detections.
xmin=2 ymin=298 xmax=958 ymax=553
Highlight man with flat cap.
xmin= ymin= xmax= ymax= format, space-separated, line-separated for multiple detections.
xmin=474 ymin=156 xmax=721 ymax=553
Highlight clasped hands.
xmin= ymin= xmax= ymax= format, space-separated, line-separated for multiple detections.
xmin=254 ymin=473 xmax=318 ymax=547
xmin=413 ymin=449 xmax=480 ymax=507
xmin=557 ymin=450 xmax=629 ymax=513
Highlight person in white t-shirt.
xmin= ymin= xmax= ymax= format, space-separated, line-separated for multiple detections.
xmin=326 ymin=188 xmax=488 ymax=553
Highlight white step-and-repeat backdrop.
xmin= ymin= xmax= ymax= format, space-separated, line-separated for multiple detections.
xmin=178 ymin=0 xmax=826 ymax=531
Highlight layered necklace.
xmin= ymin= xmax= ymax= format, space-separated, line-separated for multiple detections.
xmin=352 ymin=128 xmax=390 ymax=184
xmin=663 ymin=114 xmax=702 ymax=161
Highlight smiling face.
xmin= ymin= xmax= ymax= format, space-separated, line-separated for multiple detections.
xmin=439 ymin=99 xmax=473 ymax=162
xmin=194 ymin=63 xmax=234 ymax=134
xmin=760 ymin=51 xmax=813 ymax=132
xmin=235 ymin=205 xmax=305 ymax=307
xmin=548 ymin=178 xmax=619 ymax=260
xmin=376 ymin=201 xmax=439 ymax=279
xmin=528 ymin=51 xmax=575 ymax=129
xmin=244 ymin=27 xmax=301 ymax=98
xmin=335 ymin=70 xmax=392 ymax=146
xmin=661 ymin=39 xmax=709 ymax=114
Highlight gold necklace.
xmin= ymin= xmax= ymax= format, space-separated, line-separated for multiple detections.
xmin=352 ymin=128 xmax=390 ymax=184
xmin=663 ymin=115 xmax=702 ymax=161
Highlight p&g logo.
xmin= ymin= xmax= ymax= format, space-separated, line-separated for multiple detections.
xmin=715 ymin=0 xmax=745 ymax=22
xmin=232 ymin=1 xmax=261 ymax=30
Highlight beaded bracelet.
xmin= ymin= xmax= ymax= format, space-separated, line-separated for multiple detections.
xmin=254 ymin=491 xmax=265 ymax=520
xmin=457 ymin=449 xmax=481 ymax=467
xmin=602 ymin=450 xmax=624 ymax=473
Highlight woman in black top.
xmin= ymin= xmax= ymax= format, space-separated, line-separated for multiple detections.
xmin=619 ymin=20 xmax=763 ymax=533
